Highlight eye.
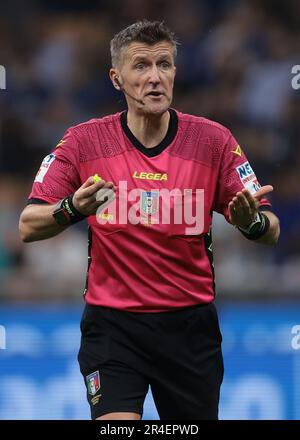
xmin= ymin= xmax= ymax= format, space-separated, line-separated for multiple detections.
xmin=135 ymin=63 xmax=146 ymax=70
xmin=160 ymin=61 xmax=171 ymax=69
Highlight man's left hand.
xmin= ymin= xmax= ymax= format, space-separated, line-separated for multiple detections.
xmin=228 ymin=185 xmax=273 ymax=229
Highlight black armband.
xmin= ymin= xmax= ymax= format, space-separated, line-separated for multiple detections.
xmin=238 ymin=212 xmax=270 ymax=241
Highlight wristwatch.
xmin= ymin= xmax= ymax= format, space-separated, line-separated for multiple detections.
xmin=52 ymin=205 xmax=72 ymax=226
xmin=238 ymin=211 xmax=270 ymax=240
xmin=53 ymin=195 xmax=86 ymax=226
xmin=238 ymin=212 xmax=263 ymax=234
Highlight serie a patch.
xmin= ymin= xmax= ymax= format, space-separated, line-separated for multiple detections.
xmin=34 ymin=153 xmax=56 ymax=183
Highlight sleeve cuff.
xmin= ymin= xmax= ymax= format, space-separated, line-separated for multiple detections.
xmin=26 ymin=198 xmax=51 ymax=205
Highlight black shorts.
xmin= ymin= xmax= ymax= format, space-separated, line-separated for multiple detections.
xmin=78 ymin=302 xmax=224 ymax=420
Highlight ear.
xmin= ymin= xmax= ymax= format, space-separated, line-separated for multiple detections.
xmin=173 ymin=65 xmax=177 ymax=78
xmin=109 ymin=68 xmax=121 ymax=90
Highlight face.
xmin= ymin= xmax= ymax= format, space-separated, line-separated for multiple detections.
xmin=110 ymin=41 xmax=176 ymax=115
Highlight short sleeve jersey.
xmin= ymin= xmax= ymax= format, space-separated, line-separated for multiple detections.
xmin=28 ymin=109 xmax=271 ymax=312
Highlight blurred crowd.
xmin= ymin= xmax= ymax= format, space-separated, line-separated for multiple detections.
xmin=0 ymin=0 xmax=299 ymax=300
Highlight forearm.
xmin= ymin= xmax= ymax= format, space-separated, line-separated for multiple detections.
xmin=255 ymin=211 xmax=280 ymax=245
xmin=19 ymin=178 xmax=116 ymax=243
xmin=19 ymin=204 xmax=68 ymax=242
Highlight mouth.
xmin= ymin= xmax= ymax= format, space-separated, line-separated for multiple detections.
xmin=145 ymin=91 xmax=164 ymax=98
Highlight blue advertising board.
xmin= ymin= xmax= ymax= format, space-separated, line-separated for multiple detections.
xmin=0 ymin=302 xmax=299 ymax=419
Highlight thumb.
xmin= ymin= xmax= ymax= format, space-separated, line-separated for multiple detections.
xmin=253 ymin=184 xmax=273 ymax=201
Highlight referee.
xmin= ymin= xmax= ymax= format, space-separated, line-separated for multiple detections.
xmin=19 ymin=20 xmax=280 ymax=420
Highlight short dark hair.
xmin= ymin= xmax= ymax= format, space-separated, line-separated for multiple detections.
xmin=110 ymin=20 xmax=179 ymax=67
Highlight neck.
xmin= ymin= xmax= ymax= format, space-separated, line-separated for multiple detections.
xmin=127 ymin=110 xmax=170 ymax=148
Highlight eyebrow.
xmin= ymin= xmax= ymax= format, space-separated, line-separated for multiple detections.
xmin=131 ymin=55 xmax=148 ymax=63
xmin=131 ymin=53 xmax=173 ymax=63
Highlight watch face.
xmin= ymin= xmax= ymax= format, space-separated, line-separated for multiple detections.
xmin=249 ymin=221 xmax=262 ymax=234
xmin=53 ymin=208 xmax=71 ymax=226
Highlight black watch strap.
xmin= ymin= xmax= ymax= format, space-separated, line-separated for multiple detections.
xmin=53 ymin=195 xmax=86 ymax=226
xmin=238 ymin=212 xmax=270 ymax=240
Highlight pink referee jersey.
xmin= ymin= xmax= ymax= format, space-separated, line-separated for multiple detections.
xmin=28 ymin=109 xmax=271 ymax=311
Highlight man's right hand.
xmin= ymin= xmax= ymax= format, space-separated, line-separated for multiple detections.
xmin=72 ymin=176 xmax=117 ymax=217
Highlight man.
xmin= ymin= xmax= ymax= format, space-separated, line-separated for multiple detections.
xmin=19 ymin=20 xmax=280 ymax=420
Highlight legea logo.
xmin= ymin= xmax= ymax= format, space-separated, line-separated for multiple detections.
xmin=0 ymin=65 xmax=6 ymax=90
xmin=0 ymin=325 xmax=6 ymax=349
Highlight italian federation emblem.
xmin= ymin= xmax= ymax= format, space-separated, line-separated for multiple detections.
xmin=141 ymin=190 xmax=159 ymax=215
xmin=86 ymin=371 xmax=101 ymax=395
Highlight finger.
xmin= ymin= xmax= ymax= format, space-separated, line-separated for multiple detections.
xmin=81 ymin=176 xmax=98 ymax=189
xmin=95 ymin=191 xmax=116 ymax=214
xmin=228 ymin=201 xmax=237 ymax=224
xmin=95 ymin=184 xmax=116 ymax=205
xmin=253 ymin=185 xmax=273 ymax=201
xmin=88 ymin=199 xmax=108 ymax=213
xmin=95 ymin=186 xmax=115 ymax=203
xmin=81 ymin=193 xmax=99 ymax=205
xmin=232 ymin=195 xmax=252 ymax=224
xmin=76 ymin=183 xmax=116 ymax=212
xmin=82 ymin=190 xmax=116 ymax=215
xmin=241 ymin=188 xmax=260 ymax=214
xmin=241 ymin=188 xmax=257 ymax=211
xmin=81 ymin=180 xmax=107 ymax=198
xmin=232 ymin=195 xmax=241 ymax=211
xmin=106 ymin=181 xmax=117 ymax=192
xmin=236 ymin=191 xmax=251 ymax=210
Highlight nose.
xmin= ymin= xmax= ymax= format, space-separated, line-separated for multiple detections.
xmin=148 ymin=65 xmax=161 ymax=85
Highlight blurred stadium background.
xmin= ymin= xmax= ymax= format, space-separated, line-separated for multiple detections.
xmin=0 ymin=0 xmax=300 ymax=419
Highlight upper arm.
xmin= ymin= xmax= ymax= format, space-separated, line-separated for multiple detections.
xmin=27 ymin=128 xmax=81 ymax=205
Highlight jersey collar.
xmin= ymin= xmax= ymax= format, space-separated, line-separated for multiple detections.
xmin=120 ymin=108 xmax=178 ymax=158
